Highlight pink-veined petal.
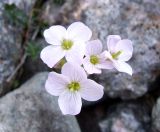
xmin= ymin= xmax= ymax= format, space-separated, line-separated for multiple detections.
xmin=45 ymin=72 xmax=69 ymax=96
xmin=62 ymin=62 xmax=87 ymax=82
xmin=65 ymin=42 xmax=85 ymax=65
xmin=80 ymin=79 xmax=104 ymax=101
xmin=83 ymin=57 xmax=101 ymax=74
xmin=58 ymin=90 xmax=82 ymax=115
xmin=113 ymin=60 xmax=133 ymax=75
xmin=40 ymin=45 xmax=65 ymax=68
xmin=44 ymin=25 xmax=66 ymax=45
xmin=115 ymin=39 xmax=133 ymax=61
xmin=67 ymin=22 xmax=92 ymax=42
xmin=107 ymin=35 xmax=121 ymax=52
xmin=85 ymin=40 xmax=103 ymax=55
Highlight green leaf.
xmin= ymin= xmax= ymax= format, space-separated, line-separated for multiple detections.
xmin=26 ymin=41 xmax=41 ymax=61
xmin=4 ymin=4 xmax=28 ymax=27
xmin=53 ymin=0 xmax=65 ymax=5
xmin=13 ymin=80 xmax=20 ymax=89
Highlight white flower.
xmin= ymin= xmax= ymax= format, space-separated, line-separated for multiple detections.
xmin=83 ymin=40 xmax=113 ymax=74
xmin=105 ymin=35 xmax=133 ymax=75
xmin=45 ymin=62 xmax=104 ymax=115
xmin=40 ymin=22 xmax=92 ymax=68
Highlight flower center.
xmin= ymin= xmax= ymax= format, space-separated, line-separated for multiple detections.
xmin=61 ymin=39 xmax=73 ymax=50
xmin=111 ymin=51 xmax=122 ymax=59
xmin=90 ymin=55 xmax=99 ymax=65
xmin=68 ymin=82 xmax=80 ymax=91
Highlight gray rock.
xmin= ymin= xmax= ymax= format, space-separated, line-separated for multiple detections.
xmin=0 ymin=0 xmax=36 ymax=96
xmin=42 ymin=0 xmax=81 ymax=25
xmin=152 ymin=97 xmax=160 ymax=131
xmin=80 ymin=0 xmax=160 ymax=99
xmin=99 ymin=102 xmax=151 ymax=132
xmin=0 ymin=72 xmax=81 ymax=132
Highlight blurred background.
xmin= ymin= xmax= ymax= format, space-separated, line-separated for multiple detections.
xmin=0 ymin=0 xmax=160 ymax=132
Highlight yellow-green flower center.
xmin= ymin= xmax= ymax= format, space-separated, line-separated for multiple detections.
xmin=111 ymin=51 xmax=122 ymax=59
xmin=68 ymin=82 xmax=80 ymax=91
xmin=61 ymin=39 xmax=73 ymax=50
xmin=90 ymin=55 xmax=99 ymax=65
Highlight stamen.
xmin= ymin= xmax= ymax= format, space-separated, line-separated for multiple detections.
xmin=61 ymin=39 xmax=73 ymax=50
xmin=112 ymin=51 xmax=122 ymax=59
xmin=68 ymin=82 xmax=80 ymax=91
xmin=90 ymin=55 xmax=99 ymax=65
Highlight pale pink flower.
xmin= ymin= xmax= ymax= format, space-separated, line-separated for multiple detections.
xmin=105 ymin=35 xmax=133 ymax=75
xmin=83 ymin=40 xmax=113 ymax=74
xmin=40 ymin=22 xmax=92 ymax=68
xmin=45 ymin=63 xmax=104 ymax=115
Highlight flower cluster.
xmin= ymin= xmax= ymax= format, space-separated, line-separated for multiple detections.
xmin=40 ymin=22 xmax=133 ymax=115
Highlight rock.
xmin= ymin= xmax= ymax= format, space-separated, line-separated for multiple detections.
xmin=0 ymin=0 xmax=36 ymax=96
xmin=79 ymin=0 xmax=160 ymax=99
xmin=42 ymin=0 xmax=81 ymax=25
xmin=0 ymin=72 xmax=81 ymax=132
xmin=152 ymin=97 xmax=160 ymax=131
xmin=99 ymin=102 xmax=151 ymax=132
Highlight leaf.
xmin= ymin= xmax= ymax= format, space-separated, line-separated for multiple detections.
xmin=53 ymin=0 xmax=65 ymax=5
xmin=26 ymin=41 xmax=41 ymax=61
xmin=4 ymin=4 xmax=28 ymax=27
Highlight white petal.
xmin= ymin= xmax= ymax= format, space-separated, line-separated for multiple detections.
xmin=96 ymin=51 xmax=114 ymax=69
xmin=83 ymin=57 xmax=101 ymax=74
xmin=113 ymin=60 xmax=133 ymax=75
xmin=45 ymin=72 xmax=69 ymax=96
xmin=67 ymin=22 xmax=92 ymax=42
xmin=107 ymin=35 xmax=121 ymax=52
xmin=62 ymin=62 xmax=87 ymax=82
xmin=58 ymin=90 xmax=82 ymax=115
xmin=115 ymin=39 xmax=133 ymax=61
xmin=65 ymin=42 xmax=85 ymax=65
xmin=44 ymin=26 xmax=66 ymax=45
xmin=80 ymin=79 xmax=104 ymax=101
xmin=85 ymin=40 xmax=103 ymax=55
xmin=96 ymin=61 xmax=114 ymax=69
xmin=40 ymin=45 xmax=65 ymax=68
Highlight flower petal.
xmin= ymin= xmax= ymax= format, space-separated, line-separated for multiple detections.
xmin=85 ymin=40 xmax=103 ymax=55
xmin=40 ymin=45 xmax=65 ymax=68
xmin=62 ymin=62 xmax=87 ymax=82
xmin=96 ymin=61 xmax=114 ymax=69
xmin=58 ymin=90 xmax=82 ymax=115
xmin=107 ymin=35 xmax=121 ymax=52
xmin=80 ymin=79 xmax=104 ymax=101
xmin=96 ymin=51 xmax=114 ymax=69
xmin=67 ymin=22 xmax=92 ymax=42
xmin=83 ymin=57 xmax=101 ymax=74
xmin=115 ymin=39 xmax=133 ymax=61
xmin=102 ymin=50 xmax=113 ymax=60
xmin=113 ymin=60 xmax=133 ymax=75
xmin=65 ymin=42 xmax=85 ymax=65
xmin=45 ymin=72 xmax=69 ymax=96
xmin=44 ymin=25 xmax=66 ymax=45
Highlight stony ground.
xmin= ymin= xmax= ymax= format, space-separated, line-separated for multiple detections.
xmin=0 ymin=0 xmax=160 ymax=132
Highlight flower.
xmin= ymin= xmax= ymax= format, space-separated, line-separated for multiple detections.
xmin=105 ymin=35 xmax=133 ymax=75
xmin=45 ymin=62 xmax=104 ymax=115
xmin=83 ymin=40 xmax=114 ymax=74
xmin=40 ymin=22 xmax=92 ymax=68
